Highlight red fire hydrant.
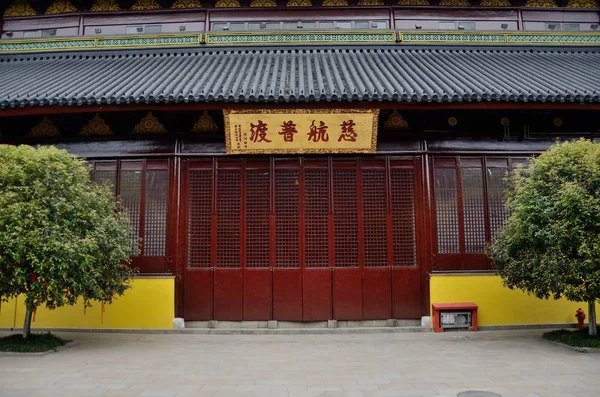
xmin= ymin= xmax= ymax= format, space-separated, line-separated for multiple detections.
xmin=575 ymin=308 xmax=586 ymax=329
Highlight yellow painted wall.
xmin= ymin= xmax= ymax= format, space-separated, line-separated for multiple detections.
xmin=0 ymin=277 xmax=174 ymax=329
xmin=430 ymin=274 xmax=597 ymax=326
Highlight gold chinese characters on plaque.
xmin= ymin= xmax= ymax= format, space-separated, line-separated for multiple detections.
xmin=224 ymin=109 xmax=379 ymax=155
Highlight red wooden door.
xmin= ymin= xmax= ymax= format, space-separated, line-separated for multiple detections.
xmin=213 ymin=161 xmax=243 ymax=321
xmin=243 ymin=161 xmax=272 ymax=320
xmin=361 ymin=159 xmax=392 ymax=320
xmin=182 ymin=160 xmax=213 ymax=320
xmin=390 ymin=159 xmax=423 ymax=319
xmin=332 ymin=161 xmax=363 ymax=320
xmin=272 ymin=160 xmax=303 ymax=321
xmin=302 ymin=160 xmax=331 ymax=321
xmin=182 ymin=156 xmax=425 ymax=322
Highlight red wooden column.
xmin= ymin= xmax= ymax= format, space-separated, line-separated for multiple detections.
xmin=420 ymin=154 xmax=433 ymax=317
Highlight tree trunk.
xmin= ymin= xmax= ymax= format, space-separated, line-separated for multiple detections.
xmin=22 ymin=298 xmax=34 ymax=340
xmin=588 ymin=300 xmax=597 ymax=337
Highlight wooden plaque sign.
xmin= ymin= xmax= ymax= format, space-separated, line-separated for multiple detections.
xmin=224 ymin=109 xmax=379 ymax=154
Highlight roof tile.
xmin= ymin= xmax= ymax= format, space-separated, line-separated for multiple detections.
xmin=0 ymin=46 xmax=599 ymax=109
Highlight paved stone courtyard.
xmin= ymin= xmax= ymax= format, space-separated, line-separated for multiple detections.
xmin=0 ymin=329 xmax=599 ymax=397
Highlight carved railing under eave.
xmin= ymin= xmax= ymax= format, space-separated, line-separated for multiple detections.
xmin=2 ymin=30 xmax=600 ymax=53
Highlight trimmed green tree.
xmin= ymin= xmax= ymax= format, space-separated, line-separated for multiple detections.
xmin=0 ymin=145 xmax=137 ymax=339
xmin=489 ymin=139 xmax=600 ymax=336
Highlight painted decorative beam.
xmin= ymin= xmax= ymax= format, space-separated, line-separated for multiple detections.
xmin=399 ymin=31 xmax=600 ymax=45
xmin=0 ymin=34 xmax=203 ymax=53
xmin=2 ymin=31 xmax=600 ymax=54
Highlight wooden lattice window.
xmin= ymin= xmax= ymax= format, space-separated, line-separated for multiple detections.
xmin=486 ymin=158 xmax=510 ymax=239
xmin=434 ymin=165 xmax=460 ymax=255
xmin=119 ymin=161 xmax=143 ymax=254
xmin=91 ymin=159 xmax=171 ymax=273
xmin=432 ymin=156 xmax=526 ymax=270
xmin=93 ymin=162 xmax=117 ymax=192
xmin=144 ymin=165 xmax=169 ymax=256
xmin=460 ymin=159 xmax=486 ymax=254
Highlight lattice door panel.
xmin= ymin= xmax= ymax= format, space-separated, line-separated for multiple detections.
xmin=181 ymin=155 xmax=428 ymax=321
xmin=487 ymin=167 xmax=509 ymax=239
xmin=91 ymin=159 xmax=172 ymax=273
xmin=93 ymin=170 xmax=116 ymax=188
xmin=304 ymin=169 xmax=329 ymax=268
xmin=461 ymin=167 xmax=486 ymax=253
xmin=432 ymin=156 xmax=519 ymax=271
xmin=246 ymin=169 xmax=271 ymax=268
xmin=188 ymin=170 xmax=213 ymax=268
xmin=390 ymin=168 xmax=417 ymax=267
xmin=92 ymin=162 xmax=116 ymax=193
xmin=362 ymin=168 xmax=388 ymax=267
xmin=275 ymin=169 xmax=300 ymax=268
xmin=434 ymin=168 xmax=460 ymax=254
xmin=144 ymin=169 xmax=168 ymax=256
xmin=119 ymin=162 xmax=143 ymax=254
xmin=216 ymin=170 xmax=241 ymax=268
xmin=333 ymin=168 xmax=359 ymax=267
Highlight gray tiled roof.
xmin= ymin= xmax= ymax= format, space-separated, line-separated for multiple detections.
xmin=1 ymin=45 xmax=599 ymax=109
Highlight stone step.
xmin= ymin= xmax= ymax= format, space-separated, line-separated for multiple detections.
xmin=173 ymin=326 xmax=430 ymax=335
xmin=184 ymin=319 xmax=422 ymax=330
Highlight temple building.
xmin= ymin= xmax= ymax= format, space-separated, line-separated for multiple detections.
xmin=0 ymin=0 xmax=599 ymax=330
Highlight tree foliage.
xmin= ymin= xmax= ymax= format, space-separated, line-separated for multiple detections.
xmin=0 ymin=145 xmax=137 ymax=338
xmin=489 ymin=139 xmax=600 ymax=335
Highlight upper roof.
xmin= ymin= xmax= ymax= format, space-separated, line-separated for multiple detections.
xmin=1 ymin=45 xmax=599 ymax=109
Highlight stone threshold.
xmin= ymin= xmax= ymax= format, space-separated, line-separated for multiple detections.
xmin=2 ymin=326 xmax=430 ymax=335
